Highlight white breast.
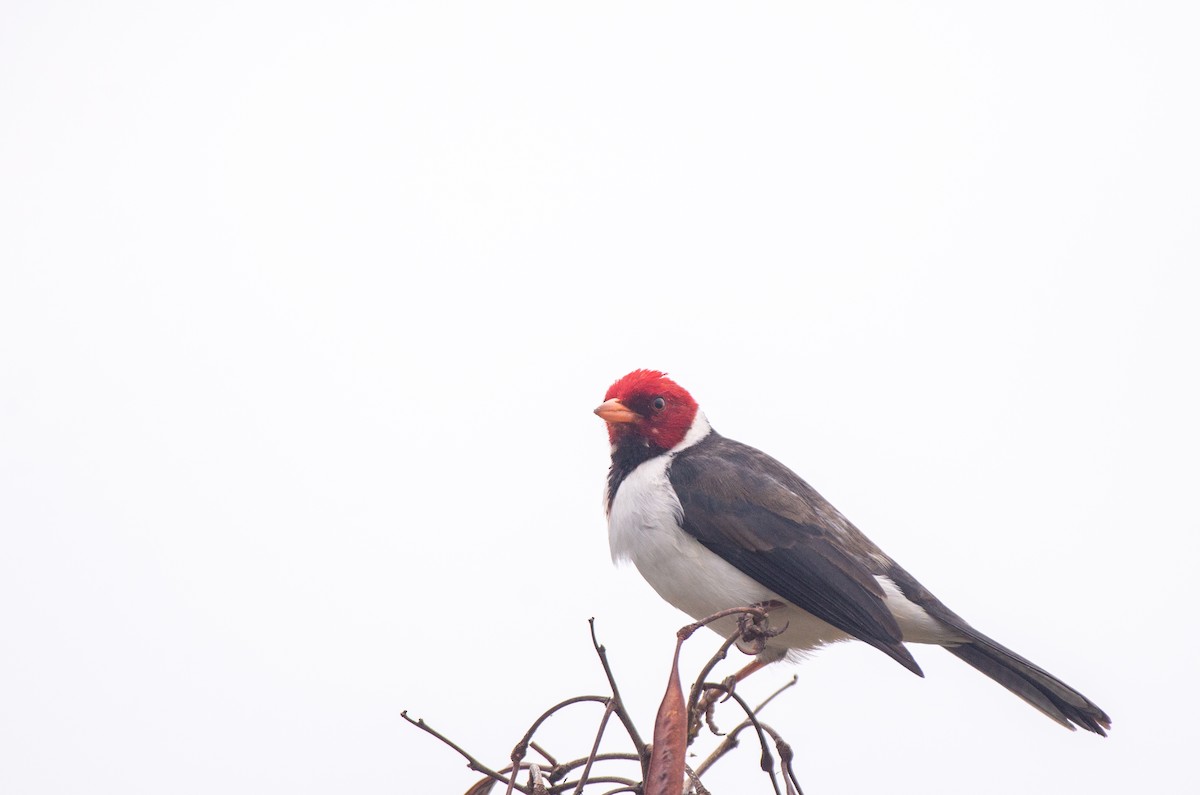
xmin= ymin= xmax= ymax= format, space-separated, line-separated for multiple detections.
xmin=607 ymin=451 xmax=851 ymax=656
xmin=609 ymin=453 xmax=772 ymax=615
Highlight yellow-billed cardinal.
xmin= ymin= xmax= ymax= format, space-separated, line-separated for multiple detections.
xmin=596 ymin=369 xmax=1110 ymax=735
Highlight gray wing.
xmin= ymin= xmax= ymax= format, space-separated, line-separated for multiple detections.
xmin=668 ymin=433 xmax=923 ymax=675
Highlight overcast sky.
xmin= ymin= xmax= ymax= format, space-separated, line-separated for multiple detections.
xmin=2 ymin=3 xmax=1198 ymax=794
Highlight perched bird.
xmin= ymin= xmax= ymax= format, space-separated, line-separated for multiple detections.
xmin=596 ymin=369 xmax=1110 ymax=735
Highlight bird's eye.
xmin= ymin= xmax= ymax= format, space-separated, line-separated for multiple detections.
xmin=652 ymin=397 xmax=666 ymax=411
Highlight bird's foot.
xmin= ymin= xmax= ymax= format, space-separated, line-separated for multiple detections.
xmin=734 ymin=603 xmax=788 ymax=656
xmin=695 ymin=675 xmax=739 ymax=736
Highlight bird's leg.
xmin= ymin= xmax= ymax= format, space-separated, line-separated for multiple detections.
xmin=697 ymin=656 xmax=775 ymax=735
xmin=698 ymin=657 xmax=772 ymax=713
xmin=696 ymin=602 xmax=788 ymax=732
xmin=731 ymin=656 xmax=772 ymax=683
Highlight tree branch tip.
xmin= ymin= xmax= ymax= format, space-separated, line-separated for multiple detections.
xmin=410 ymin=608 xmax=804 ymax=793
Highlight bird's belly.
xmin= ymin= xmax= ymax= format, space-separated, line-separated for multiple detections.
xmin=608 ymin=456 xmax=849 ymax=656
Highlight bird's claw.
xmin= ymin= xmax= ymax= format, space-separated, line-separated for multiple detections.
xmin=694 ymin=675 xmax=739 ymax=736
xmin=698 ymin=685 xmax=727 ymax=736
xmin=735 ymin=605 xmax=788 ymax=655
xmin=704 ymin=694 xmax=723 ymax=736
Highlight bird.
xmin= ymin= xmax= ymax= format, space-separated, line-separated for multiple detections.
xmin=595 ymin=369 xmax=1110 ymax=735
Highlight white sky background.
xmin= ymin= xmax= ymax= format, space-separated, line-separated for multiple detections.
xmin=2 ymin=2 xmax=1198 ymax=793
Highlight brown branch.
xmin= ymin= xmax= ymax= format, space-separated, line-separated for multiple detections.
xmin=686 ymin=629 xmax=742 ymax=737
xmin=505 ymin=695 xmax=612 ymax=795
xmin=530 ymin=741 xmax=557 ymax=767
xmin=677 ymin=604 xmax=773 ymax=641
xmin=476 ymin=751 xmax=642 ymax=794
xmin=692 ymin=676 xmax=799 ymax=780
xmin=684 ymin=763 xmax=712 ymax=795
xmin=402 ymin=710 xmax=530 ymax=795
xmin=698 ymin=684 xmax=792 ymax=795
xmin=683 ymin=604 xmax=779 ymax=741
xmin=548 ymin=753 xmax=641 ymax=784
xmin=517 ymin=695 xmax=612 ymax=749
xmin=555 ymin=776 xmax=640 ymax=794
xmin=529 ymin=763 xmax=549 ymax=795
xmin=407 ymin=610 xmax=805 ymax=795
xmin=589 ymin=618 xmax=649 ymax=775
xmin=756 ymin=675 xmax=799 ymax=712
xmin=759 ymin=723 xmax=804 ymax=795
xmin=692 ymin=721 xmax=749 ymax=781
xmin=571 ymin=701 xmax=616 ymax=795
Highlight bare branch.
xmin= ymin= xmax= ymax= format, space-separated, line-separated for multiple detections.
xmin=517 ymin=695 xmax=612 ymax=751
xmin=589 ymin=618 xmax=649 ymax=774
xmin=692 ymin=675 xmax=800 ymax=781
xmin=559 ymin=778 xmax=639 ymax=794
xmin=407 ymin=609 xmax=806 ymax=795
xmin=684 ymin=604 xmax=782 ymax=740
xmin=759 ymin=723 xmax=804 ymax=795
xmin=550 ymin=751 xmax=641 ymax=778
xmin=677 ymin=604 xmax=774 ymax=641
xmin=756 ymin=675 xmax=799 ymax=712
xmin=686 ymin=626 xmax=741 ymax=731
xmin=529 ymin=763 xmax=549 ymax=795
xmin=571 ymin=701 xmax=616 ymax=795
xmin=505 ymin=696 xmax=611 ymax=795
xmin=684 ymin=764 xmax=712 ymax=795
xmin=401 ymin=710 xmax=529 ymax=795
xmin=699 ymin=683 xmax=796 ymax=795
xmin=530 ymin=741 xmax=557 ymax=767
xmin=692 ymin=719 xmax=750 ymax=780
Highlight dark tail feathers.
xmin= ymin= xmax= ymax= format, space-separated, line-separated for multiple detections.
xmin=946 ymin=636 xmax=1111 ymax=735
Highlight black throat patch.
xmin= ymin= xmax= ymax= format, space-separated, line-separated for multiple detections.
xmin=606 ymin=437 xmax=668 ymax=513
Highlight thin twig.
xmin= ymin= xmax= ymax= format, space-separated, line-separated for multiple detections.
xmin=402 ymin=710 xmax=530 ymax=795
xmin=517 ymin=695 xmax=612 ymax=753
xmin=571 ymin=701 xmax=616 ymax=795
xmin=682 ymin=605 xmax=778 ymax=739
xmin=530 ymin=741 xmax=557 ymax=767
xmin=684 ymin=763 xmax=712 ymax=795
xmin=556 ymin=776 xmax=639 ymax=794
xmin=692 ymin=719 xmax=751 ymax=779
xmin=589 ymin=618 xmax=648 ymax=774
xmin=408 ymin=610 xmax=805 ymax=795
xmin=692 ymin=675 xmax=799 ymax=780
xmin=548 ymin=752 xmax=641 ymax=784
xmin=678 ymin=604 xmax=773 ymax=641
xmin=504 ymin=694 xmax=611 ymax=795
xmin=686 ymin=629 xmax=742 ymax=732
xmin=759 ymin=723 xmax=804 ymax=795
xmin=755 ymin=675 xmax=799 ymax=712
xmin=700 ymin=684 xmax=783 ymax=795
